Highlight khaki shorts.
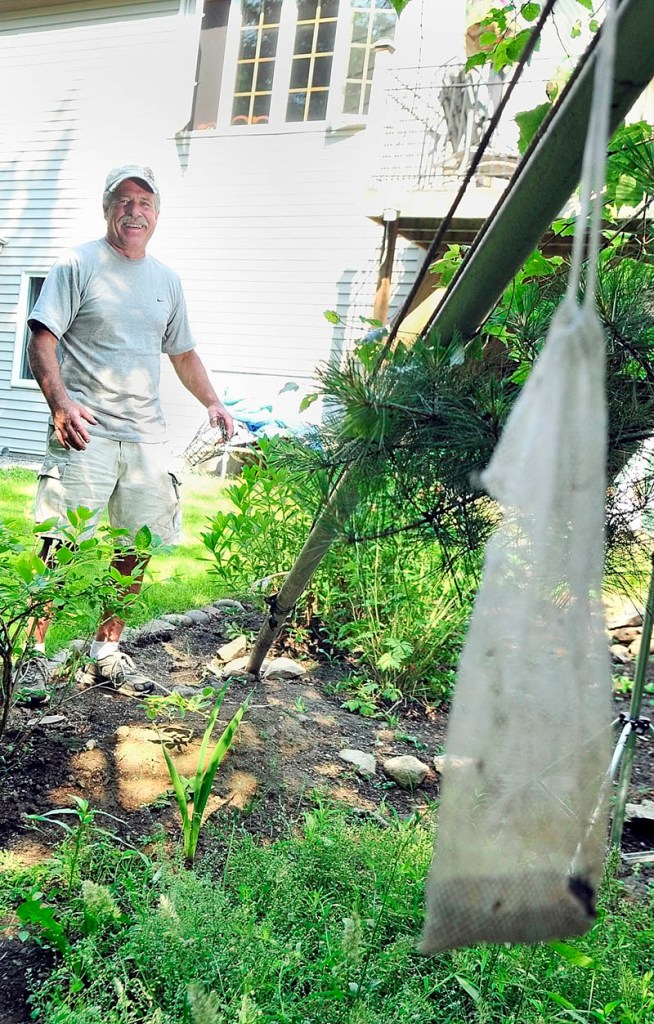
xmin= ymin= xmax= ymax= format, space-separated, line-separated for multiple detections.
xmin=35 ymin=431 xmax=181 ymax=546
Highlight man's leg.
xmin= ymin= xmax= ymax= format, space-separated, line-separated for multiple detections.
xmin=79 ymin=441 xmax=180 ymax=696
xmin=94 ymin=550 xmax=151 ymax=644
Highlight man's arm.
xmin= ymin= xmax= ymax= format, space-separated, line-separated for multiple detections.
xmin=169 ymin=349 xmax=234 ymax=440
xmin=27 ymin=326 xmax=97 ymax=450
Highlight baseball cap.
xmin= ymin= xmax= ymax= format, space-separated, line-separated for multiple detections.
xmin=103 ymin=164 xmax=160 ymax=201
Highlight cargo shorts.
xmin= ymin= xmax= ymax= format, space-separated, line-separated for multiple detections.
xmin=35 ymin=430 xmax=181 ymax=546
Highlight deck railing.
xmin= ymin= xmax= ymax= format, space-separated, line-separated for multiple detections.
xmin=371 ymin=59 xmax=553 ymax=191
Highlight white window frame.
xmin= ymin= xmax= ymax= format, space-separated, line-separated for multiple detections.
xmin=213 ymin=0 xmax=395 ymax=133
xmin=11 ymin=270 xmax=47 ymax=390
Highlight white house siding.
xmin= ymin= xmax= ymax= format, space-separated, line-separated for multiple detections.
xmin=0 ymin=0 xmax=426 ymax=456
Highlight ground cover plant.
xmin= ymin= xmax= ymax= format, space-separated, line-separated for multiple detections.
xmin=2 ymin=807 xmax=654 ymax=1024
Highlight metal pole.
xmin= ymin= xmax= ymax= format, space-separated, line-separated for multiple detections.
xmin=610 ymin=551 xmax=654 ymax=846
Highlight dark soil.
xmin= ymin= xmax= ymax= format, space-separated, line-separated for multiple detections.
xmin=1 ymin=604 xmax=653 ymax=1024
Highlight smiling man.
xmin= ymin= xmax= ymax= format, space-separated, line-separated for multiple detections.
xmin=20 ymin=164 xmax=233 ymax=697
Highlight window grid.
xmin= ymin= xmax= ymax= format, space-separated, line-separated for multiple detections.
xmin=231 ymin=1 xmax=282 ymax=125
xmin=18 ymin=275 xmax=44 ymax=383
xmin=286 ymin=1 xmax=339 ymax=123
xmin=344 ymin=0 xmax=396 ymax=117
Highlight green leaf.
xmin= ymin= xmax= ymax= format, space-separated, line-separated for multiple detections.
xmin=548 ymin=941 xmax=596 ymax=968
xmin=160 ymin=739 xmax=190 ymax=835
xmin=455 ymin=976 xmax=480 ymax=1002
xmin=515 ymin=102 xmax=551 ymax=154
xmin=521 ymin=3 xmax=540 ymax=22
xmin=133 ymin=524 xmax=153 ymax=550
xmin=388 ymin=0 xmax=410 ymax=13
xmin=324 ymin=309 xmax=341 ymax=325
xmin=299 ymin=393 xmax=318 ymax=412
xmin=576 ymin=0 xmax=593 ymax=10
xmin=546 ymin=992 xmax=588 ymax=1022
xmin=465 ymin=52 xmax=489 ymax=71
xmin=506 ymin=28 xmax=532 ymax=63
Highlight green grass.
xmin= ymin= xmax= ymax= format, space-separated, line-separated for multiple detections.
xmin=0 ymin=466 xmax=237 ymax=651
xmin=2 ymin=807 xmax=653 ymax=1023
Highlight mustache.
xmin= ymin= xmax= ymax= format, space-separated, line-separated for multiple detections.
xmin=119 ymin=217 xmax=148 ymax=228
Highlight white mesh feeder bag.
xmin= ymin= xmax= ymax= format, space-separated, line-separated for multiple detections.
xmin=421 ymin=4 xmax=617 ymax=953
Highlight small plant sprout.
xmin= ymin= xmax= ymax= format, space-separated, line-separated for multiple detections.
xmin=159 ymin=682 xmax=248 ymax=863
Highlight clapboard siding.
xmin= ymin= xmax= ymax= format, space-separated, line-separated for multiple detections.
xmin=0 ymin=0 xmax=423 ymax=455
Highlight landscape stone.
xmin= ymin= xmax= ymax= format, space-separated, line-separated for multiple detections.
xmin=611 ymin=627 xmax=641 ymax=644
xmin=339 ymin=749 xmax=377 ymax=778
xmin=201 ymin=605 xmax=224 ymax=619
xmin=263 ymin=657 xmax=307 ymax=680
xmin=28 ymin=714 xmax=66 ymax=728
xmin=186 ymin=609 xmax=211 ymax=625
xmin=213 ymin=599 xmax=245 ymax=612
xmin=610 ymin=644 xmax=631 ymax=663
xmin=383 ymin=754 xmax=429 ymax=789
xmin=170 ymin=684 xmax=203 ymax=698
xmin=216 ymin=655 xmax=259 ymax=678
xmin=161 ymin=613 xmax=193 ymax=626
xmin=626 ymin=799 xmax=654 ymax=823
xmin=629 ymin=634 xmax=654 ymax=657
xmin=216 ymin=635 xmax=248 ymax=663
xmin=432 ymin=754 xmax=476 ymax=776
xmin=138 ymin=619 xmax=177 ymax=641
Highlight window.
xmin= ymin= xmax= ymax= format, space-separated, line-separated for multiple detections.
xmin=286 ymin=0 xmax=339 ymax=123
xmin=343 ymin=0 xmax=396 ymax=117
xmin=12 ymin=273 xmax=44 ymax=387
xmin=231 ymin=0 xmax=283 ymax=125
xmin=197 ymin=0 xmax=397 ymax=130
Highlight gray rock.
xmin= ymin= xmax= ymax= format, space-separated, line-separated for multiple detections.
xmin=138 ymin=618 xmax=177 ymax=641
xmin=185 ymin=609 xmax=211 ymax=625
xmin=262 ymin=657 xmax=307 ymax=680
xmin=201 ymin=605 xmax=224 ymax=619
xmin=161 ymin=612 xmax=193 ymax=626
xmin=383 ymin=754 xmax=430 ymax=789
xmin=339 ymin=749 xmax=377 ymax=778
xmin=28 ymin=714 xmax=67 ymax=728
xmin=213 ymin=599 xmax=245 ymax=612
xmin=170 ymin=684 xmax=204 ymax=698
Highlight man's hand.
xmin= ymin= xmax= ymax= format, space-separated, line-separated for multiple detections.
xmin=208 ymin=403 xmax=234 ymax=442
xmin=52 ymin=401 xmax=98 ymax=450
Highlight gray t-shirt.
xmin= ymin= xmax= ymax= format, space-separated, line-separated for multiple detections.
xmin=29 ymin=238 xmax=195 ymax=442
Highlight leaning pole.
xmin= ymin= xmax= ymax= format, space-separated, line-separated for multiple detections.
xmin=246 ymin=0 xmax=654 ymax=676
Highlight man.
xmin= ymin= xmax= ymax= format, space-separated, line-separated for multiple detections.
xmin=22 ymin=164 xmax=233 ymax=696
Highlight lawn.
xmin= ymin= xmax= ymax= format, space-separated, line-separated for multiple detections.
xmin=0 ymin=465 xmax=237 ymax=650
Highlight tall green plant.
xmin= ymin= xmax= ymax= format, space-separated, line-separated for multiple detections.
xmin=157 ymin=684 xmax=247 ymax=863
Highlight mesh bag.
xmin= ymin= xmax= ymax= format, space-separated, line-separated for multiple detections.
xmin=422 ymin=3 xmax=617 ymax=952
xmin=182 ymin=420 xmax=254 ymax=468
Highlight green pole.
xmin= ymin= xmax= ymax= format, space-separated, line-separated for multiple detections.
xmin=610 ymin=551 xmax=654 ymax=847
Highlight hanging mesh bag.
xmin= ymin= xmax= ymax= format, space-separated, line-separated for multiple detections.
xmin=421 ymin=2 xmax=617 ymax=953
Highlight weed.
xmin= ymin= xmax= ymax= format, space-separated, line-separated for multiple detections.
xmin=159 ymin=684 xmax=248 ymax=863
